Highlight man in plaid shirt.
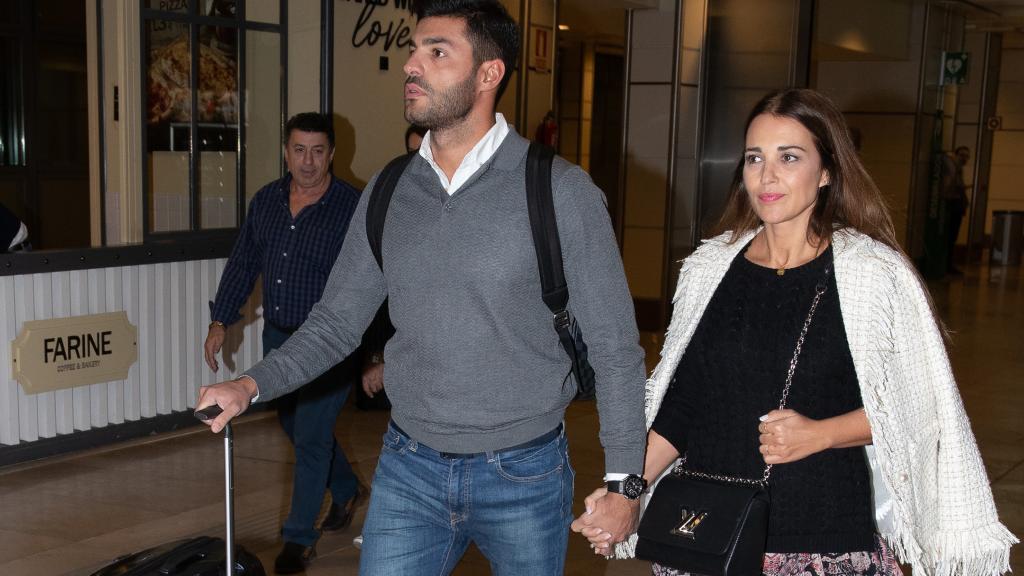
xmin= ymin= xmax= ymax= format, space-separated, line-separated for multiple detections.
xmin=204 ymin=112 xmax=363 ymax=574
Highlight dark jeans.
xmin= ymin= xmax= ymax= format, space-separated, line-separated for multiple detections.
xmin=263 ymin=323 xmax=358 ymax=547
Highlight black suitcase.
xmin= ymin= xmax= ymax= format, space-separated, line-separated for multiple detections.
xmin=90 ymin=408 xmax=265 ymax=576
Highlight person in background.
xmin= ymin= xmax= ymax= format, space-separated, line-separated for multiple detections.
xmin=194 ymin=1 xmax=647 ymax=573
xmin=534 ymin=109 xmax=558 ymax=150
xmin=941 ymin=145 xmax=970 ymax=275
xmin=577 ymin=88 xmax=1016 ymax=576
xmin=204 ymin=112 xmax=364 ymax=575
xmin=405 ymin=123 xmax=427 ymax=154
xmin=0 ymin=202 xmax=30 ymax=252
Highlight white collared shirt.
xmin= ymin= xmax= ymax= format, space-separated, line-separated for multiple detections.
xmin=419 ymin=113 xmax=510 ymax=195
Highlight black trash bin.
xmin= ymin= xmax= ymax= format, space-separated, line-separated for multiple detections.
xmin=991 ymin=210 xmax=1024 ymax=266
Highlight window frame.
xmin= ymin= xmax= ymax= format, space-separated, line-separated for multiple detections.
xmin=138 ymin=0 xmax=287 ymax=243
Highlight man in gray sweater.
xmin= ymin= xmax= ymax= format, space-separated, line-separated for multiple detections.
xmin=196 ymin=1 xmax=646 ymax=573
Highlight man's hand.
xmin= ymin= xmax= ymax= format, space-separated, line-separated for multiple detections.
xmin=571 ymin=486 xmax=639 ymax=556
xmin=362 ymin=362 xmax=384 ymax=398
xmin=204 ymin=325 xmax=227 ymax=372
xmin=196 ymin=376 xmax=258 ymax=433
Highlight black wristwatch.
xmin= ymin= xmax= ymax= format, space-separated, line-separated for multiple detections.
xmin=606 ymin=475 xmax=647 ymax=500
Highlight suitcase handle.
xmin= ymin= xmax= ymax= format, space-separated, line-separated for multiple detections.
xmin=193 ymin=404 xmax=236 ymax=575
xmin=193 ymin=404 xmax=224 ymax=422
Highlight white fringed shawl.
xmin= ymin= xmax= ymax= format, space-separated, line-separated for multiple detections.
xmin=615 ymin=229 xmax=1017 ymax=576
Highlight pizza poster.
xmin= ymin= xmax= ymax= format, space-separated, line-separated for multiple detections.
xmin=146 ymin=13 xmax=239 ymax=126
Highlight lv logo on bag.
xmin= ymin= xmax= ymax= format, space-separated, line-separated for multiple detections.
xmin=670 ymin=508 xmax=708 ymax=539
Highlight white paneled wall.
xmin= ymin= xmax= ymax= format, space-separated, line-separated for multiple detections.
xmin=0 ymin=258 xmax=263 ymax=447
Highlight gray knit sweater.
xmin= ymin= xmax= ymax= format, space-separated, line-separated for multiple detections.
xmin=245 ymin=130 xmax=646 ymax=474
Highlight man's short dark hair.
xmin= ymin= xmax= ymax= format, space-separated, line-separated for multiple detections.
xmin=284 ymin=112 xmax=335 ymax=149
xmin=414 ymin=0 xmax=520 ymax=102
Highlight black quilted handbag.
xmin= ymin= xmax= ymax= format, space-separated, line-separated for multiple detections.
xmin=636 ymin=470 xmax=770 ymax=576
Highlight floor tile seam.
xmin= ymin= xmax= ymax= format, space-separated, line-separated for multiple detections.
xmin=0 ymin=538 xmax=75 ymax=565
xmin=70 ymin=506 xmax=291 ymax=562
xmin=991 ymin=458 xmax=1024 ymax=484
xmin=0 ymin=538 xmax=122 ymax=571
xmin=0 ymin=477 xmax=218 ymax=500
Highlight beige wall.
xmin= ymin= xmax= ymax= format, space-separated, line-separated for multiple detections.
xmin=288 ymin=2 xmax=321 ymax=117
xmin=101 ymin=2 xmax=143 ymax=245
xmin=332 ymin=1 xmax=412 ymax=188
xmin=988 ymin=33 xmax=1024 ymax=229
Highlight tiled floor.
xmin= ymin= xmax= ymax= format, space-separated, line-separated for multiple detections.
xmin=0 ymin=262 xmax=1021 ymax=576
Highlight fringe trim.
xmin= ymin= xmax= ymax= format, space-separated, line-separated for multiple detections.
xmin=613 ymin=533 xmax=638 ymax=559
xmin=884 ymin=523 xmax=1018 ymax=576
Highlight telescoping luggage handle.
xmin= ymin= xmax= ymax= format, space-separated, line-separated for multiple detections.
xmin=194 ymin=405 xmax=236 ymax=576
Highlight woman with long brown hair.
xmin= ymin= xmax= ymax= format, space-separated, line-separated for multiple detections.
xmin=576 ymin=88 xmax=1016 ymax=575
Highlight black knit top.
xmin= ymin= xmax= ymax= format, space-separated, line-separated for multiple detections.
xmin=651 ymin=244 xmax=876 ymax=553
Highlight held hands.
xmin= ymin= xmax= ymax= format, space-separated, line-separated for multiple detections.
xmin=570 ymin=487 xmax=639 ymax=557
xmin=195 ymin=376 xmax=257 ymax=434
xmin=758 ymin=408 xmax=830 ymax=464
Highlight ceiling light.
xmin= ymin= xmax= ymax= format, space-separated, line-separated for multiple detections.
xmin=558 ymin=24 xmax=569 ymax=31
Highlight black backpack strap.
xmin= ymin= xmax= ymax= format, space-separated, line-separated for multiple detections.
xmin=526 ymin=143 xmax=592 ymax=394
xmin=526 ymin=143 xmax=565 ymax=313
xmin=366 ymin=152 xmax=416 ymax=269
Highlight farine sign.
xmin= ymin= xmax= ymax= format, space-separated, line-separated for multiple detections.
xmin=11 ymin=312 xmax=138 ymax=394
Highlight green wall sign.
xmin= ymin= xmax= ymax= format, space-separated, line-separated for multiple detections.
xmin=941 ymin=52 xmax=968 ymax=85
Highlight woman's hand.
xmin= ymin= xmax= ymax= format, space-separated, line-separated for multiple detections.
xmin=758 ymin=409 xmax=829 ymax=464
xmin=758 ymin=407 xmax=872 ymax=464
xmin=571 ymin=487 xmax=617 ymax=555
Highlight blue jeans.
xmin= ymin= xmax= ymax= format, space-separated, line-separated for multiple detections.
xmin=263 ymin=323 xmax=358 ymax=547
xmin=359 ymin=421 xmax=575 ymax=576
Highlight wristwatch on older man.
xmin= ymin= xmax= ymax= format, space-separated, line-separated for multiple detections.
xmin=606 ymin=474 xmax=647 ymax=500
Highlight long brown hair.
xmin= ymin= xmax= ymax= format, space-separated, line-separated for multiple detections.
xmin=714 ymin=89 xmax=899 ymax=252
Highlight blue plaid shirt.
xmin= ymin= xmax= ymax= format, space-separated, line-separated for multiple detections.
xmin=210 ymin=173 xmax=361 ymax=330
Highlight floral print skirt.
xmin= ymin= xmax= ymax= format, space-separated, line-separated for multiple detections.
xmin=651 ymin=535 xmax=903 ymax=576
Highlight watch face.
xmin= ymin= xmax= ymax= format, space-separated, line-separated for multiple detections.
xmin=623 ymin=476 xmax=646 ymax=499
